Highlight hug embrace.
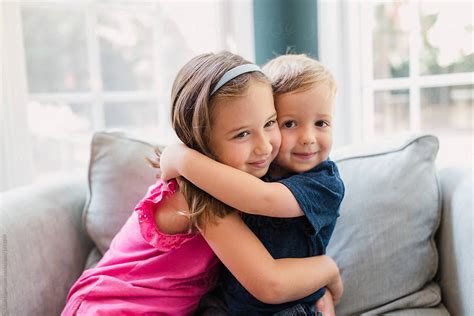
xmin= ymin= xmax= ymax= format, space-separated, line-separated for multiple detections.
xmin=62 ymin=51 xmax=345 ymax=316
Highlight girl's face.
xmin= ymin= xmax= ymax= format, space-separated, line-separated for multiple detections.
xmin=209 ymin=79 xmax=281 ymax=178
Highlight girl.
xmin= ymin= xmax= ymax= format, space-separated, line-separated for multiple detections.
xmin=62 ymin=51 xmax=342 ymax=315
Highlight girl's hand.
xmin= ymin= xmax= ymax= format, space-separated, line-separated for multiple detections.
xmin=315 ymin=288 xmax=336 ymax=316
xmin=159 ymin=143 xmax=189 ymax=180
xmin=326 ymin=271 xmax=343 ymax=306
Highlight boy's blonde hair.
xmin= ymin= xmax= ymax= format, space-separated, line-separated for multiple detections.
xmin=262 ymin=54 xmax=337 ymax=97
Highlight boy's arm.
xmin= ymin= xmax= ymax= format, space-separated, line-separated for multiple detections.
xmin=160 ymin=144 xmax=303 ymax=218
xmin=201 ymin=212 xmax=343 ymax=304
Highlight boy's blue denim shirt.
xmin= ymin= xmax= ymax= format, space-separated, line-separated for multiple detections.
xmin=220 ymin=159 xmax=345 ymax=315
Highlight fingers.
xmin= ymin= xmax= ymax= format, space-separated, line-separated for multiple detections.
xmin=145 ymin=157 xmax=160 ymax=168
xmin=315 ymin=292 xmax=335 ymax=316
xmin=316 ymin=296 xmax=325 ymax=310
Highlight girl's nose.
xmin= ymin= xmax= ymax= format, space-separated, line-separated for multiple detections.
xmin=254 ymin=133 xmax=272 ymax=156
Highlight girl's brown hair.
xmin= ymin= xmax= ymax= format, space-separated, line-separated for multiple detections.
xmin=150 ymin=51 xmax=270 ymax=230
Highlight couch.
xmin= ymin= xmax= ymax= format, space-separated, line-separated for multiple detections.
xmin=1 ymin=132 xmax=472 ymax=315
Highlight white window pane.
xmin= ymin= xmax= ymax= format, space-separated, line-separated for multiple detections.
xmin=22 ymin=7 xmax=89 ymax=92
xmin=373 ymin=2 xmax=410 ymax=79
xmin=420 ymin=2 xmax=473 ymax=75
xmin=154 ymin=1 xmax=222 ymax=81
xmin=27 ymin=101 xmax=93 ymax=179
xmin=32 ymin=135 xmax=92 ymax=180
xmin=159 ymin=1 xmax=221 ymax=54
xmin=374 ymin=90 xmax=410 ymax=135
xmin=98 ymin=10 xmax=154 ymax=91
xmin=27 ymin=101 xmax=92 ymax=136
xmin=421 ymin=85 xmax=473 ymax=167
xmin=421 ymin=85 xmax=473 ymax=132
xmin=104 ymin=102 xmax=158 ymax=129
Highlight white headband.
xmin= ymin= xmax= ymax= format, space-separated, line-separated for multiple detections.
xmin=210 ymin=64 xmax=263 ymax=96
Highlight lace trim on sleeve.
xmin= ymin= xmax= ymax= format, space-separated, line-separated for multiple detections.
xmin=134 ymin=179 xmax=197 ymax=251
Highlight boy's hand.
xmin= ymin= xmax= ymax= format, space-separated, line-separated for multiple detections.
xmin=159 ymin=143 xmax=188 ymax=180
xmin=315 ymin=288 xmax=336 ymax=316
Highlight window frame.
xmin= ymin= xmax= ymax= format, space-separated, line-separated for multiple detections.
xmin=21 ymin=0 xmax=255 ymax=140
xmin=318 ymin=0 xmax=473 ymax=146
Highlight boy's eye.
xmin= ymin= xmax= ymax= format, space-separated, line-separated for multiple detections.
xmin=265 ymin=120 xmax=276 ymax=128
xmin=315 ymin=120 xmax=329 ymax=127
xmin=282 ymin=120 xmax=296 ymax=128
xmin=234 ymin=131 xmax=250 ymax=139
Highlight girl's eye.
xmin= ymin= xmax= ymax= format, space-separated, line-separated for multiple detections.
xmin=283 ymin=120 xmax=296 ymax=128
xmin=265 ymin=120 xmax=276 ymax=128
xmin=234 ymin=131 xmax=250 ymax=139
xmin=315 ymin=120 xmax=329 ymax=127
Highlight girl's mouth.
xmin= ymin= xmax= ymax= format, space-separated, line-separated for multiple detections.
xmin=248 ymin=159 xmax=270 ymax=168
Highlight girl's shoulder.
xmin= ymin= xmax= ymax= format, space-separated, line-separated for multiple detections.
xmin=154 ymin=184 xmax=191 ymax=235
xmin=134 ymin=179 xmax=196 ymax=251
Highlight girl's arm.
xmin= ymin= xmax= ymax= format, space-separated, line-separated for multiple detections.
xmin=160 ymin=144 xmax=303 ymax=218
xmin=201 ymin=212 xmax=343 ymax=304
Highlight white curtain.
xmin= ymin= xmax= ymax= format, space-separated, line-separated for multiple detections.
xmin=1 ymin=2 xmax=34 ymax=191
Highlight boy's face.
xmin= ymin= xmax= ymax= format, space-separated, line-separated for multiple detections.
xmin=274 ymin=84 xmax=334 ymax=173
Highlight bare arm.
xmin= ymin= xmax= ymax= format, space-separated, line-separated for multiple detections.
xmin=200 ymin=212 xmax=342 ymax=304
xmin=160 ymin=144 xmax=303 ymax=218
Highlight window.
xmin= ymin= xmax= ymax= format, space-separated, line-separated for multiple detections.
xmin=319 ymin=1 xmax=473 ymax=168
xmin=2 ymin=0 xmax=253 ymax=190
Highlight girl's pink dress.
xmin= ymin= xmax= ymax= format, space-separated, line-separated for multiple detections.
xmin=62 ymin=179 xmax=220 ymax=315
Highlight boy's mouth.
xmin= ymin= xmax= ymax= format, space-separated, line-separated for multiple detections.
xmin=292 ymin=152 xmax=317 ymax=160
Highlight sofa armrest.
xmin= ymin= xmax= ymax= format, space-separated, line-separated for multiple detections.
xmin=436 ymin=167 xmax=473 ymax=316
xmin=0 ymin=176 xmax=93 ymax=315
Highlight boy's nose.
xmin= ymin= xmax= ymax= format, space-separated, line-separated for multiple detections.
xmin=300 ymin=131 xmax=316 ymax=145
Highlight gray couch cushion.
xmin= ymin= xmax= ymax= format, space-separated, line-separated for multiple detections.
xmin=437 ymin=167 xmax=474 ymax=316
xmin=1 ymin=176 xmax=90 ymax=316
xmin=83 ymin=132 xmax=158 ymax=254
xmin=330 ymin=135 xmax=442 ymax=314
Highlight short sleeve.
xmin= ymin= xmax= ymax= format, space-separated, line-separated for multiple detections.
xmin=279 ymin=160 xmax=345 ymax=235
xmin=134 ymin=179 xmax=197 ymax=251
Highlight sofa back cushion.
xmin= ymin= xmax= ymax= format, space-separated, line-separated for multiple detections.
xmin=83 ymin=132 xmax=158 ymax=254
xmin=330 ymin=135 xmax=442 ymax=314
xmin=83 ymin=132 xmax=443 ymax=314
